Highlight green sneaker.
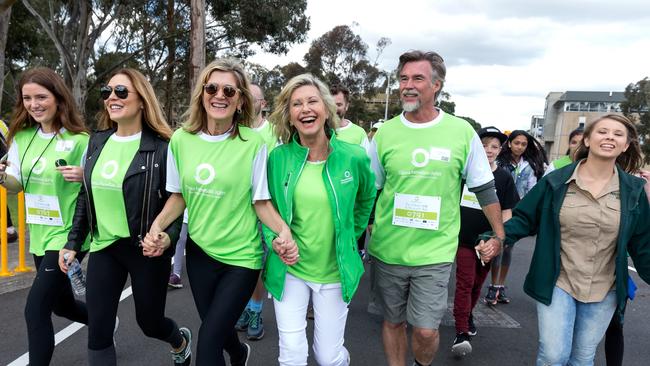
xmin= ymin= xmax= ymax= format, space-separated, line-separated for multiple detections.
xmin=236 ymin=308 xmax=251 ymax=331
xmin=246 ymin=310 xmax=265 ymax=340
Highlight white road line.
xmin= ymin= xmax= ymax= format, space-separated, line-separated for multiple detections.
xmin=629 ymin=266 xmax=637 ymax=273
xmin=8 ymin=286 xmax=133 ymax=366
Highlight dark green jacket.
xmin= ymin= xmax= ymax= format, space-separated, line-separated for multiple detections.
xmin=262 ymin=133 xmax=376 ymax=302
xmin=504 ymin=161 xmax=650 ymax=315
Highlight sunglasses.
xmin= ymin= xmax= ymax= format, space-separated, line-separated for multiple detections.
xmin=100 ymin=85 xmax=131 ymax=100
xmin=203 ymin=83 xmax=239 ymax=98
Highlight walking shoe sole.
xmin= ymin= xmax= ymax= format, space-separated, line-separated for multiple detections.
xmin=451 ymin=341 xmax=472 ymax=356
xmin=247 ymin=329 xmax=265 ymax=341
xmin=168 ymin=283 xmax=183 ymax=289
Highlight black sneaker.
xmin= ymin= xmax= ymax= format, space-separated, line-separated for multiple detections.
xmin=497 ymin=286 xmax=511 ymax=304
xmin=468 ymin=313 xmax=477 ymax=336
xmin=171 ymin=327 xmax=192 ymax=365
xmin=484 ymin=285 xmax=498 ymax=306
xmin=451 ymin=332 xmax=472 ymax=357
xmin=231 ymin=343 xmax=250 ymax=366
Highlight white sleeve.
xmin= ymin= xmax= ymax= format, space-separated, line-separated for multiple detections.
xmin=251 ymin=144 xmax=270 ymax=202
xmin=360 ymin=135 xmax=370 ymax=154
xmin=165 ymin=145 xmax=181 ymax=193
xmin=78 ymin=147 xmax=87 ymax=168
xmin=6 ymin=141 xmax=22 ymax=184
xmin=463 ymin=133 xmax=494 ymax=188
xmin=527 ymin=169 xmax=538 ymax=191
xmin=368 ymin=139 xmax=385 ymax=189
xmin=543 ymin=162 xmax=555 ymax=177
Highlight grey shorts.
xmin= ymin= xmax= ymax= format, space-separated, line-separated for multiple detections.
xmin=371 ymin=257 xmax=452 ymax=329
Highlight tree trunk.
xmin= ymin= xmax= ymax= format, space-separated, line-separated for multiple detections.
xmin=189 ymin=0 xmax=205 ymax=93
xmin=0 ymin=0 xmax=17 ymax=110
xmin=164 ymin=0 xmax=176 ymax=126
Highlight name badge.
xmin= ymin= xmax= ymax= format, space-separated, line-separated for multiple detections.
xmin=460 ymin=185 xmax=481 ymax=210
xmin=429 ymin=147 xmax=451 ymax=162
xmin=55 ymin=140 xmax=75 ymax=152
xmin=24 ymin=193 xmax=64 ymax=226
xmin=392 ymin=192 xmax=441 ymax=230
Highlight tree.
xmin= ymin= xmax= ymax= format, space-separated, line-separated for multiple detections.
xmin=621 ymin=77 xmax=650 ymax=163
xmin=190 ymin=0 xmax=205 ymax=93
xmin=0 ymin=0 xmax=18 ymax=112
xmin=457 ymin=115 xmax=482 ymax=132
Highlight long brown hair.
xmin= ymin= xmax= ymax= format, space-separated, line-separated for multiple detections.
xmin=574 ymin=114 xmax=642 ymax=173
xmin=96 ymin=68 xmax=172 ymax=140
xmin=182 ymin=58 xmax=255 ymax=140
xmin=7 ymin=67 xmax=87 ymax=143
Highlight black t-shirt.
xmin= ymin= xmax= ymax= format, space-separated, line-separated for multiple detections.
xmin=458 ymin=166 xmax=519 ymax=247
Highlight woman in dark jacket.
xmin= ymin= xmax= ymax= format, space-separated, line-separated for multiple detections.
xmin=485 ymin=114 xmax=650 ymax=365
xmin=58 ymin=69 xmax=190 ymax=366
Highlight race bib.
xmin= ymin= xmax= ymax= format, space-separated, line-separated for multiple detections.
xmin=392 ymin=192 xmax=441 ymax=230
xmin=460 ymin=185 xmax=481 ymax=210
xmin=24 ymin=193 xmax=64 ymax=226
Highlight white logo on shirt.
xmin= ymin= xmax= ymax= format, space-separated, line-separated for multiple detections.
xmin=31 ymin=157 xmax=47 ymax=175
xmin=410 ymin=147 xmax=451 ymax=167
xmin=194 ymin=163 xmax=216 ymax=185
xmin=341 ymin=170 xmax=353 ymax=184
xmin=100 ymin=161 xmax=119 ymax=179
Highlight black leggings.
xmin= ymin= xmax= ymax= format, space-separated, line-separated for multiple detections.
xmin=605 ymin=311 xmax=624 ymax=366
xmin=25 ymin=250 xmax=88 ymax=366
xmin=86 ymin=239 xmax=183 ymax=353
xmin=186 ymin=238 xmax=260 ymax=366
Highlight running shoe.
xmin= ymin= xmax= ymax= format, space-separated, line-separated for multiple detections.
xmin=497 ymin=286 xmax=511 ymax=304
xmin=171 ymin=327 xmax=192 ymax=365
xmin=484 ymin=285 xmax=498 ymax=306
xmin=451 ymin=332 xmax=472 ymax=357
xmin=468 ymin=313 xmax=477 ymax=336
xmin=236 ymin=308 xmax=251 ymax=331
xmin=168 ymin=273 xmax=183 ymax=289
xmin=231 ymin=343 xmax=250 ymax=366
xmin=247 ymin=310 xmax=265 ymax=340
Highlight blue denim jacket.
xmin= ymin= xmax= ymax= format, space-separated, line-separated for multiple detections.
xmin=504 ymin=158 xmax=536 ymax=198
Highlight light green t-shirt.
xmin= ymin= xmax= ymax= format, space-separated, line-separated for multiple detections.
xmin=336 ymin=121 xmax=369 ymax=150
xmin=9 ymin=127 xmax=90 ymax=255
xmin=167 ymin=127 xmax=268 ymax=269
xmin=90 ymin=133 xmax=140 ymax=252
xmin=287 ymin=161 xmax=338 ymax=284
xmin=253 ymin=119 xmax=277 ymax=155
xmin=369 ymin=112 xmax=493 ymax=266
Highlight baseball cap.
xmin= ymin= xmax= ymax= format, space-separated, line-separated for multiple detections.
xmin=477 ymin=126 xmax=507 ymax=145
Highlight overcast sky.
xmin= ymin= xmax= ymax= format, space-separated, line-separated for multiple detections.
xmin=249 ymin=0 xmax=650 ymax=131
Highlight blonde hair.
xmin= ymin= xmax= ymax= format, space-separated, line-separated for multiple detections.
xmin=270 ymin=73 xmax=339 ymax=144
xmin=96 ymin=68 xmax=172 ymax=140
xmin=182 ymin=58 xmax=255 ymax=140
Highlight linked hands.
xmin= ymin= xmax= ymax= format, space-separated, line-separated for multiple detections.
xmin=475 ymin=236 xmax=503 ymax=264
xmin=272 ymin=228 xmax=299 ymax=265
xmin=141 ymin=223 xmax=171 ymax=257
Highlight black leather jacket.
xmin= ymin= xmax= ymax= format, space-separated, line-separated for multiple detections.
xmin=66 ymin=126 xmax=181 ymax=254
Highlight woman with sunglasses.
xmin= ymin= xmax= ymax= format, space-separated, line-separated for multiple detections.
xmin=0 ymin=67 xmax=89 ymax=366
xmin=263 ymin=74 xmax=376 ymax=366
xmin=59 ymin=68 xmax=191 ymax=366
xmin=142 ymin=58 xmax=293 ymax=366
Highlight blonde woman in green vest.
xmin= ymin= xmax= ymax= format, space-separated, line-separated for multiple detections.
xmin=0 ymin=67 xmax=89 ymax=366
xmin=263 ymin=74 xmax=376 ymax=365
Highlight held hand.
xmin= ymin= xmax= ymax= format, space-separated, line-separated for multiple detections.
xmin=142 ymin=231 xmax=170 ymax=257
xmin=280 ymin=240 xmax=300 ymax=265
xmin=56 ymin=166 xmax=84 ymax=182
xmin=475 ymin=238 xmax=501 ymax=263
xmin=58 ymin=249 xmax=77 ymax=273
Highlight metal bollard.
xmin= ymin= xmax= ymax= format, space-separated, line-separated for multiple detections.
xmin=0 ymin=186 xmax=13 ymax=276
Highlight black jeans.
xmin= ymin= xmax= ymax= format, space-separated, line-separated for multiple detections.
xmin=86 ymin=239 xmax=183 ymax=353
xmin=25 ymin=250 xmax=88 ymax=366
xmin=186 ymin=238 xmax=260 ymax=366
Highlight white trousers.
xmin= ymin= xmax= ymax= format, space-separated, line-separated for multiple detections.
xmin=274 ymin=273 xmax=350 ymax=366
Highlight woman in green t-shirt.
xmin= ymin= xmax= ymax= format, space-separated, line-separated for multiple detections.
xmin=0 ymin=67 xmax=89 ymax=366
xmin=59 ymin=69 xmax=191 ymax=365
xmin=143 ymin=58 xmax=293 ymax=366
xmin=263 ymin=74 xmax=376 ymax=366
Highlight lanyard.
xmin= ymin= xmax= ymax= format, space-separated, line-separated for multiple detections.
xmin=19 ymin=127 xmax=57 ymax=191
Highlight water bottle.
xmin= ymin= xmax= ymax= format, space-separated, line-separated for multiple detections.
xmin=64 ymin=253 xmax=86 ymax=296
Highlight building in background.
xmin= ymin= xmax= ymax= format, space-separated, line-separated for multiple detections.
xmin=542 ymin=91 xmax=625 ymax=161
xmin=530 ymin=115 xmax=544 ymax=141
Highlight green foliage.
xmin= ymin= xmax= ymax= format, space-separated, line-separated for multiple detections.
xmin=457 ymin=115 xmax=482 ymax=132
xmin=621 ymin=77 xmax=650 ymax=164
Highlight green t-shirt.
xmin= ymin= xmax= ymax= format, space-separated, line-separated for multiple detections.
xmin=336 ymin=121 xmax=369 ymax=150
xmin=287 ymin=161 xmax=339 ymax=284
xmin=9 ymin=127 xmax=90 ymax=255
xmin=253 ymin=120 xmax=277 ymax=155
xmin=90 ymin=133 xmax=141 ymax=251
xmin=369 ymin=112 xmax=493 ymax=266
xmin=167 ymin=127 xmax=268 ymax=269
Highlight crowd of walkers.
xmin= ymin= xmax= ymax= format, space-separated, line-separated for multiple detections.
xmin=0 ymin=49 xmax=649 ymax=366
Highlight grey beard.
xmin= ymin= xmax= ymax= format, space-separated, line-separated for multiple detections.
xmin=402 ymin=100 xmax=421 ymax=112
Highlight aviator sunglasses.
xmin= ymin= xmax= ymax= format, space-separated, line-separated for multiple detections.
xmin=100 ymin=85 xmax=131 ymax=100
xmin=203 ymin=83 xmax=239 ymax=98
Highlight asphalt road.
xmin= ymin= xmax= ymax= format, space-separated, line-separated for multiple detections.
xmin=1 ymin=236 xmax=648 ymax=365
